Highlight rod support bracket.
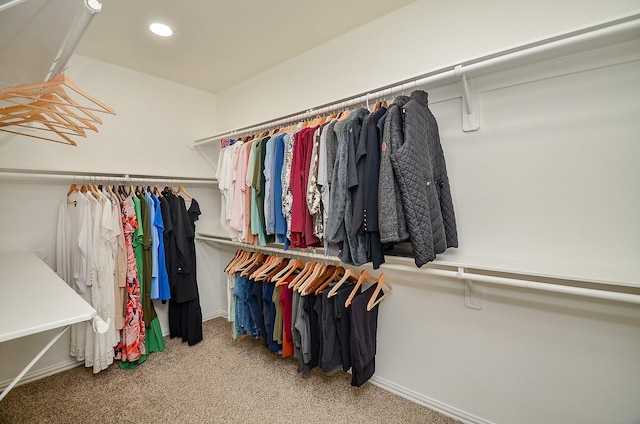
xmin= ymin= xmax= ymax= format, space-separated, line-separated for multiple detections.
xmin=454 ymin=65 xmax=480 ymax=132
xmin=457 ymin=266 xmax=482 ymax=309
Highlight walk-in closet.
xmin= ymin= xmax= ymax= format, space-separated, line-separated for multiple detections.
xmin=1 ymin=1 xmax=639 ymax=423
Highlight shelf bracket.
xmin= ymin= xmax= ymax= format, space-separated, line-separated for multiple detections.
xmin=454 ymin=65 xmax=480 ymax=132
xmin=457 ymin=267 xmax=483 ymax=310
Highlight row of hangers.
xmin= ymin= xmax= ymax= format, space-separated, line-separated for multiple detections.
xmin=225 ymin=250 xmax=392 ymax=311
xmin=66 ymin=179 xmax=193 ymax=205
xmin=228 ymin=96 xmax=390 ymax=144
xmin=0 ymin=73 xmax=116 ymax=146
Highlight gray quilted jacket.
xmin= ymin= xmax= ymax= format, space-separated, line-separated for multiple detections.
xmin=378 ymin=96 xmax=410 ymax=244
xmin=390 ymin=90 xmax=458 ymax=267
xmin=326 ymin=108 xmax=369 ymax=265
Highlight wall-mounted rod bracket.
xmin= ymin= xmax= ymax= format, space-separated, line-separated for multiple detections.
xmin=458 ymin=267 xmax=483 ymax=309
xmin=454 ymin=65 xmax=480 ymax=132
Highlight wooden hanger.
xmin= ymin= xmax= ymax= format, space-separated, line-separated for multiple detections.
xmin=290 ymin=262 xmax=316 ymax=290
xmin=177 ymin=185 xmax=193 ymax=200
xmin=233 ymin=251 xmax=259 ymax=274
xmin=265 ymin=260 xmax=289 ymax=282
xmin=224 ymin=250 xmax=245 ymax=274
xmin=2 ymin=88 xmax=105 ymax=125
xmin=338 ymin=109 xmax=351 ymax=121
xmin=242 ymin=258 xmax=266 ymax=278
xmin=0 ymin=97 xmax=92 ymax=134
xmin=0 ymin=74 xmax=115 ymax=146
xmin=0 ymin=73 xmax=115 ymax=115
xmin=240 ymin=253 xmax=266 ymax=277
xmin=313 ymin=266 xmax=345 ymax=296
xmin=327 ymin=268 xmax=359 ymax=298
xmin=302 ymin=265 xmax=337 ymax=295
xmin=274 ymin=259 xmax=304 ymax=286
xmin=366 ymin=273 xmax=393 ymax=311
xmin=250 ymin=255 xmax=276 ymax=280
xmin=297 ymin=263 xmax=327 ymax=293
xmin=345 ymin=270 xmax=378 ymax=308
xmin=67 ymin=183 xmax=79 ymax=196
xmin=256 ymin=256 xmax=285 ymax=281
xmin=0 ymin=112 xmax=79 ymax=146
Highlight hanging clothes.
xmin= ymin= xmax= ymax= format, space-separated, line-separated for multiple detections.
xmin=114 ymin=196 xmax=146 ymax=363
xmin=352 ymin=106 xmax=388 ymax=269
xmin=56 ymin=190 xmax=91 ymax=362
xmin=378 ymin=96 xmax=411 ymax=245
xmin=349 ymin=284 xmax=382 ymax=387
xmin=164 ymin=191 xmax=203 ymax=346
xmin=152 ymin=194 xmax=171 ymax=301
xmin=389 ymin=90 xmax=458 ymax=267
xmin=326 ymin=108 xmax=369 ymax=265
xmin=215 ymin=90 xmax=457 ymax=268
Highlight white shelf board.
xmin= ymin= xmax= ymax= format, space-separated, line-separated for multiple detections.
xmin=0 ymin=251 xmax=96 ymax=343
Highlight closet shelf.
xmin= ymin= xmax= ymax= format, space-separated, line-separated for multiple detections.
xmin=191 ymin=13 xmax=640 ymax=146
xmin=196 ymin=233 xmax=640 ymax=305
xmin=0 ymin=169 xmax=217 ymax=185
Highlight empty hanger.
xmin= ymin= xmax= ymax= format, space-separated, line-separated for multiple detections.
xmin=313 ymin=266 xmax=345 ymax=296
xmin=366 ymin=273 xmax=392 ymax=311
xmin=224 ymin=250 xmax=246 ymax=274
xmin=0 ymin=73 xmax=115 ymax=115
xmin=274 ymin=259 xmax=304 ymax=286
xmin=302 ymin=265 xmax=337 ymax=296
xmin=344 ymin=270 xmax=378 ymax=308
xmin=327 ymin=268 xmax=359 ymax=298
xmin=290 ymin=262 xmax=315 ymax=290
xmin=0 ymin=73 xmax=115 ymax=146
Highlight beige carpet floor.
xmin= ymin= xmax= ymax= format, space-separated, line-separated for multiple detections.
xmin=0 ymin=318 xmax=459 ymax=424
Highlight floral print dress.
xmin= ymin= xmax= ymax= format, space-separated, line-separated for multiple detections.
xmin=114 ymin=197 xmax=146 ymax=361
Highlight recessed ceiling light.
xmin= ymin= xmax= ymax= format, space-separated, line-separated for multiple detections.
xmin=149 ymin=23 xmax=173 ymax=37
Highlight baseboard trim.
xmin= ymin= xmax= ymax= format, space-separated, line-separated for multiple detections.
xmin=0 ymin=359 xmax=82 ymax=392
xmin=3 ymin=312 xmax=489 ymax=424
xmin=161 ymin=310 xmax=228 ymax=336
xmin=368 ymin=375 xmax=494 ymax=424
xmin=203 ymin=310 xmax=227 ymax=321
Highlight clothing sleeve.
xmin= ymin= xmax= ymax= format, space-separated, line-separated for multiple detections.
xmin=290 ymin=131 xmax=305 ymax=233
xmin=378 ymin=106 xmax=405 ymax=244
xmin=326 ymin=125 xmax=347 ymax=244
xmin=306 ymin=127 xmax=322 ymax=215
xmin=174 ymin=197 xmax=193 ymax=275
xmin=346 ymin=121 xmax=359 ymax=190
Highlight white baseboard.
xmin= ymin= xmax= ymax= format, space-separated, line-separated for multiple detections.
xmin=368 ymin=375 xmax=495 ymax=424
xmin=203 ymin=310 xmax=227 ymax=321
xmin=3 ymin=312 xmax=489 ymax=424
xmin=161 ymin=309 xmax=227 ymax=336
xmin=0 ymin=359 xmax=82 ymax=392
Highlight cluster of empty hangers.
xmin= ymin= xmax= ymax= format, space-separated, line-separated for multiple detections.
xmin=225 ymin=249 xmax=392 ymax=311
xmin=0 ymin=73 xmax=115 ymax=146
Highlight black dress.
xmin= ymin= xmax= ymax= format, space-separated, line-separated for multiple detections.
xmin=163 ymin=191 xmax=203 ymax=345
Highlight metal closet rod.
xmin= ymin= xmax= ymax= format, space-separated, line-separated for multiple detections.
xmin=195 ymin=234 xmax=640 ymax=305
xmin=192 ymin=13 xmax=640 ymax=147
xmin=0 ymin=169 xmax=216 ymax=185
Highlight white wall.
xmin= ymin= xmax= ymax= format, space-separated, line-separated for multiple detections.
xmin=216 ymin=0 xmax=640 ymax=131
xmin=0 ymin=56 xmax=221 ymax=386
xmin=0 ymin=54 xmax=218 ymax=178
xmin=211 ymin=1 xmax=640 ymax=423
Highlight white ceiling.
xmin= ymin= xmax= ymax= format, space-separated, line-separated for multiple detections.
xmin=70 ymin=0 xmax=418 ymax=94
xmin=0 ymin=0 xmax=88 ymax=86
